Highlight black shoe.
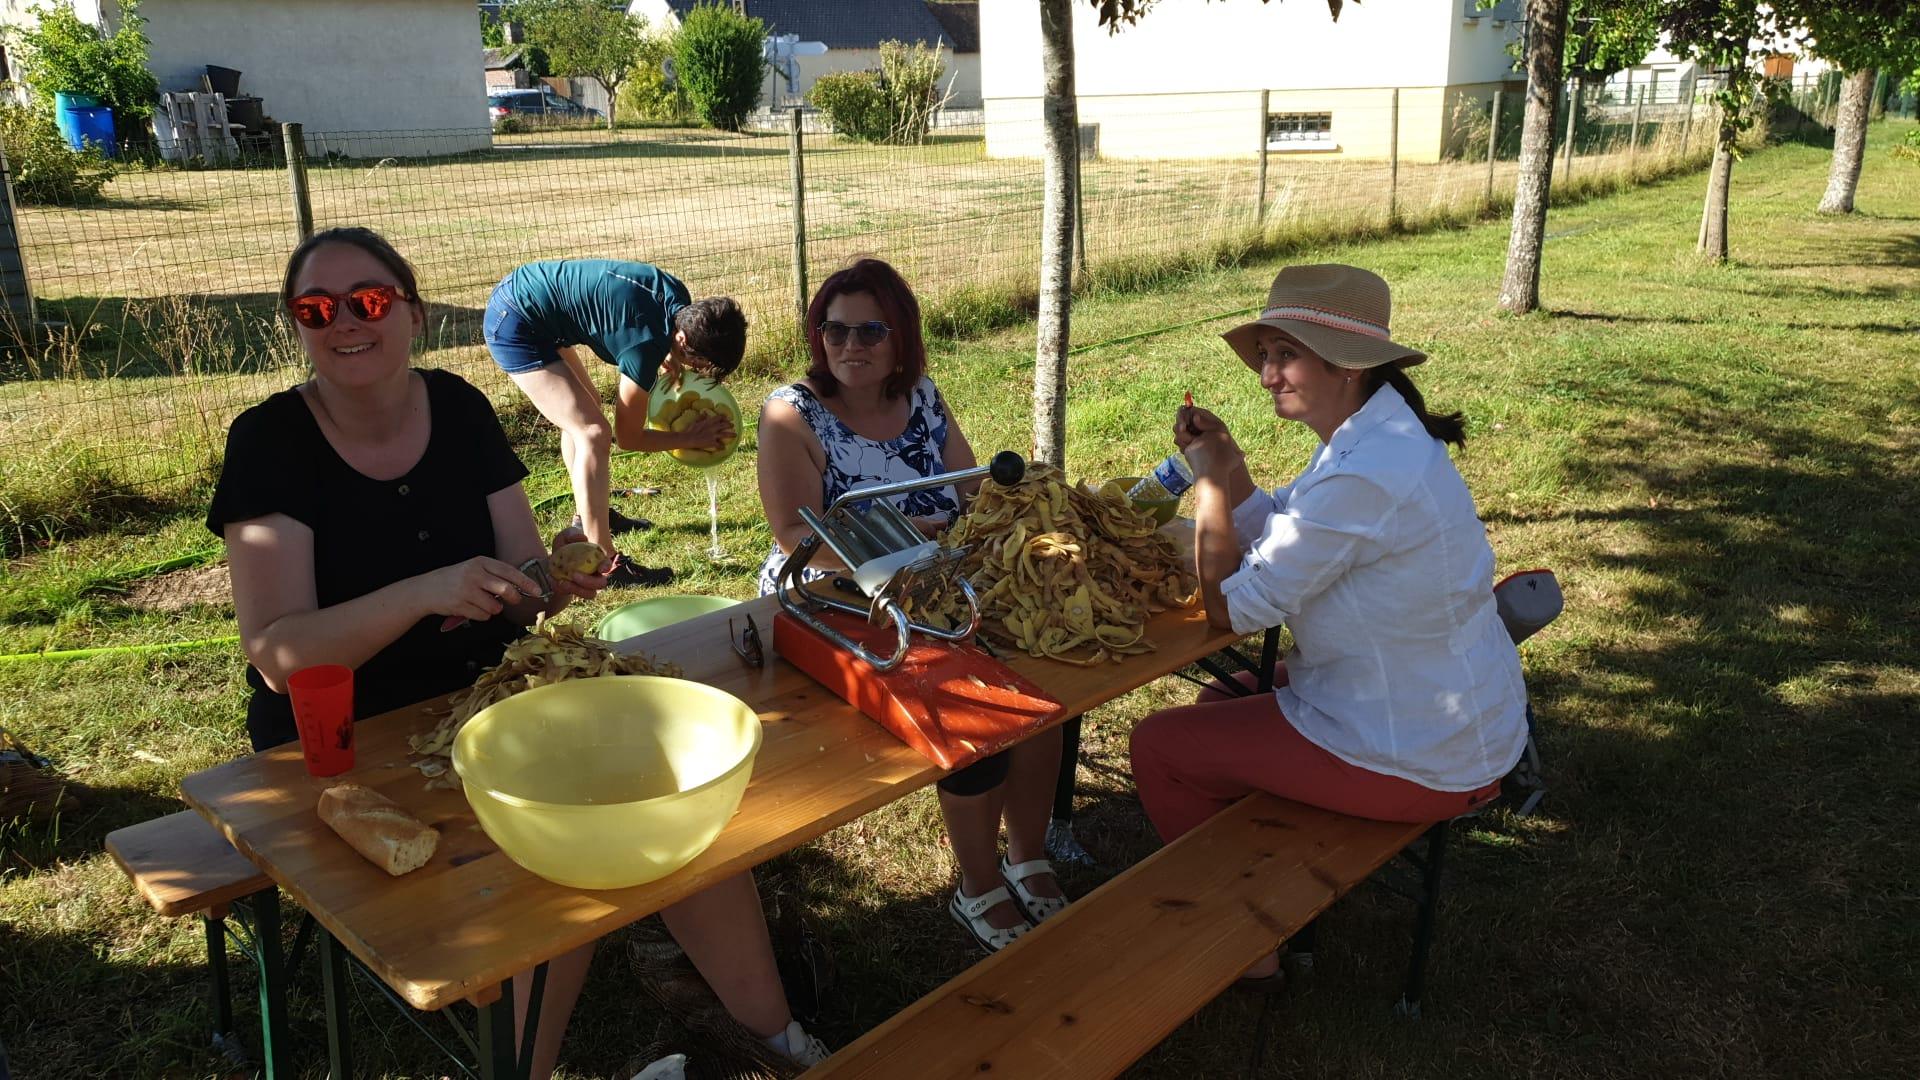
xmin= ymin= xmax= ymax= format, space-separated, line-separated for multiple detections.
xmin=609 ymin=509 xmax=654 ymax=536
xmin=606 ymin=557 xmax=674 ymax=589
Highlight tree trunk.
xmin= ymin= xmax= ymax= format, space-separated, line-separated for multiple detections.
xmin=1817 ymin=68 xmax=1874 ymax=215
xmin=1032 ymin=0 xmax=1077 ymax=468
xmin=1697 ymin=105 xmax=1737 ymax=262
xmin=1496 ymin=0 xmax=1570 ymax=315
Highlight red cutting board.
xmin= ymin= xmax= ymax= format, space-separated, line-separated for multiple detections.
xmin=773 ymin=609 xmax=1065 ymax=770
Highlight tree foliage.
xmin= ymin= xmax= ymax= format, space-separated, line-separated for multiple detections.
xmin=619 ymin=28 xmax=692 ymax=124
xmin=673 ymin=2 xmax=765 ymax=132
xmin=10 ymin=0 xmax=159 ymax=123
xmin=1776 ymin=1 xmax=1920 ymax=78
xmin=1566 ymin=0 xmax=1662 ymax=82
xmin=517 ymin=0 xmax=648 ymax=129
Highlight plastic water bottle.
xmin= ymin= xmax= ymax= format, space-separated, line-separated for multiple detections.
xmin=1127 ymin=453 xmax=1194 ymax=501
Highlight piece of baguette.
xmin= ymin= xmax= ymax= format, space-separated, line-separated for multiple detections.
xmin=317 ymin=783 xmax=438 ymax=876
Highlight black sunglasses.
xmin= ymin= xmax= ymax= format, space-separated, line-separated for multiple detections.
xmin=818 ymin=320 xmax=891 ymax=347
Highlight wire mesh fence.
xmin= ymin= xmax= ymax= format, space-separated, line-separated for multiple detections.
xmin=2 ymin=82 xmax=1744 ymax=507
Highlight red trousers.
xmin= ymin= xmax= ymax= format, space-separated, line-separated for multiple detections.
xmin=1129 ymin=667 xmax=1501 ymax=843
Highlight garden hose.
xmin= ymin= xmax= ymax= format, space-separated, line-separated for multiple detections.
xmin=0 ymin=636 xmax=239 ymax=664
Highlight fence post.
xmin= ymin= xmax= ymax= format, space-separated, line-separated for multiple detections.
xmin=283 ymin=123 xmax=313 ymax=242
xmin=1561 ymin=80 xmax=1578 ymax=183
xmin=1387 ymin=88 xmax=1400 ymax=226
xmin=1629 ymin=86 xmax=1645 ymax=172
xmin=1485 ymin=88 xmax=1501 ymax=207
xmin=1254 ymin=89 xmax=1270 ymax=225
xmin=787 ymin=107 xmax=808 ymax=333
xmin=1681 ymin=88 xmax=1694 ymax=160
xmin=1073 ymin=137 xmax=1089 ymax=279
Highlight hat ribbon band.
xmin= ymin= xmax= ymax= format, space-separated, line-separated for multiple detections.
xmin=1260 ymin=305 xmax=1390 ymax=340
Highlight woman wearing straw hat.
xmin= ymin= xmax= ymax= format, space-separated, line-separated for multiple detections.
xmin=1128 ymin=264 xmax=1528 ymax=988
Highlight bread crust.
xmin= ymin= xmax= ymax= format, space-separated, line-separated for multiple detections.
xmin=318 ymin=783 xmax=438 ymax=876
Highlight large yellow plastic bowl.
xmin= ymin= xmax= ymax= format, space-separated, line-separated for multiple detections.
xmin=646 ymin=373 xmax=742 ymax=468
xmin=593 ymin=595 xmax=740 ymax=642
xmin=451 ymin=676 xmax=762 ymax=889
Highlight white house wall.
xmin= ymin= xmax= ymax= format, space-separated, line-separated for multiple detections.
xmin=981 ymin=0 xmax=1514 ymax=161
xmin=135 ymin=0 xmax=488 ymax=158
xmin=982 ymin=0 xmax=1480 ymax=98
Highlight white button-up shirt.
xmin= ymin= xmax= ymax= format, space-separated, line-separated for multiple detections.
xmin=1221 ymin=384 xmax=1527 ymax=792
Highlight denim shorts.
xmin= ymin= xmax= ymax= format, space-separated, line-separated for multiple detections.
xmin=482 ymin=272 xmax=564 ymax=374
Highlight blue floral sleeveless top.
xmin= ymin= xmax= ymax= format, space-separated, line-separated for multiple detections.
xmin=756 ymin=376 xmax=960 ymax=596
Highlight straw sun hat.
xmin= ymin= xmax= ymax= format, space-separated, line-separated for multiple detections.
xmin=1221 ymin=264 xmax=1426 ymax=371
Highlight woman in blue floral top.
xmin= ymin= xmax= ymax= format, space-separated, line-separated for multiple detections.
xmin=757 ymin=259 xmax=1069 ymax=954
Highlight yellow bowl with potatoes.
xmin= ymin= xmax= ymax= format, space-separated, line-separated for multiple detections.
xmin=646 ymin=373 xmax=742 ymax=468
xmin=451 ymin=675 xmax=761 ymax=889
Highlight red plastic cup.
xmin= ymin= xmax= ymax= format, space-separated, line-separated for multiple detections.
xmin=287 ymin=664 xmax=355 ymax=777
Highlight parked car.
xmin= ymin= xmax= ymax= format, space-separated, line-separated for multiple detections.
xmin=487 ymin=88 xmax=592 ymax=124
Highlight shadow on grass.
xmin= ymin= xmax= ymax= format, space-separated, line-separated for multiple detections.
xmin=1474 ymin=365 xmax=1920 ymax=1069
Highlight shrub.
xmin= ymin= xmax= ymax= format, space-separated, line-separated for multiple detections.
xmin=810 ymin=71 xmax=890 ymax=142
xmin=11 ymin=0 xmax=159 ymax=124
xmin=878 ymin=40 xmax=945 ymax=144
xmin=0 ymin=102 xmax=114 ymax=204
xmin=1894 ymin=128 xmax=1920 ymax=164
xmin=620 ymin=30 xmax=692 ymax=123
xmin=810 ymin=40 xmax=948 ymax=144
xmin=674 ymin=2 xmax=764 ymax=132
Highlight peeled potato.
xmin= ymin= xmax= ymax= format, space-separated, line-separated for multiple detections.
xmin=549 ymin=541 xmax=606 ymax=578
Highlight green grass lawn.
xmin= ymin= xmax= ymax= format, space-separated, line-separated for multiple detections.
xmin=3 ymin=122 xmax=1917 ymax=1078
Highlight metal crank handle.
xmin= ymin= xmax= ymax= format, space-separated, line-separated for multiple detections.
xmin=824 ymin=450 xmax=1025 ymax=515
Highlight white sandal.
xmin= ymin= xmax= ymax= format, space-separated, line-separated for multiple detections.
xmin=1000 ymin=856 xmax=1069 ymax=924
xmin=950 ymin=884 xmax=1030 ymax=953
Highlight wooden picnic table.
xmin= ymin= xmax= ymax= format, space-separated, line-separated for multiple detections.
xmin=180 ymin=588 xmax=1247 ymax=1075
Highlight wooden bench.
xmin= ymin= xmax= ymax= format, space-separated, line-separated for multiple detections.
xmin=806 ymin=793 xmax=1438 ymax=1079
xmin=106 ymin=810 xmax=291 ymax=1072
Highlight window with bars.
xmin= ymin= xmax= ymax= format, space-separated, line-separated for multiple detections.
xmin=1267 ymin=111 xmax=1335 ymax=149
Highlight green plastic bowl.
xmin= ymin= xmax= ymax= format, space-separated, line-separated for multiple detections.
xmin=1112 ymin=476 xmax=1181 ymax=527
xmin=593 ymin=594 xmax=740 ymax=641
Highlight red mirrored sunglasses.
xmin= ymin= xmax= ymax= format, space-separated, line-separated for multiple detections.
xmin=287 ymin=285 xmax=404 ymax=330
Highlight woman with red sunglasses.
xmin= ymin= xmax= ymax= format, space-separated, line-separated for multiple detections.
xmin=209 ymin=228 xmax=828 ymax=1077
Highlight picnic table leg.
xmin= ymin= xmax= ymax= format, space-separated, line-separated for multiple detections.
xmin=242 ymin=887 xmax=293 ymax=1079
xmin=1395 ymin=819 xmax=1451 ymax=1019
xmin=320 ymin=928 xmax=355 ymax=1077
xmin=474 ymin=983 xmax=521 ymax=1080
xmin=1045 ymin=715 xmax=1096 ymax=867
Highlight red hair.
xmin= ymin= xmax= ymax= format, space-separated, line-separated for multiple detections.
xmin=804 ymin=258 xmax=926 ymax=399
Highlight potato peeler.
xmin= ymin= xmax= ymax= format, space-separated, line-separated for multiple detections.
xmin=438 ymin=557 xmax=556 ymax=633
xmin=772 ymin=451 xmax=1025 ymax=671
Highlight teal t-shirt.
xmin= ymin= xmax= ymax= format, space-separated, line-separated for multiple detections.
xmin=508 ymin=260 xmax=690 ymax=391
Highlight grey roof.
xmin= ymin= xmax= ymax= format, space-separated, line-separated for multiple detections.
xmin=662 ymin=0 xmax=970 ymax=52
xmin=482 ymin=46 xmax=526 ymax=70
xmin=924 ymin=3 xmax=978 ymax=53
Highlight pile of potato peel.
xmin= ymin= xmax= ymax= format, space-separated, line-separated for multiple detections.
xmin=407 ymin=619 xmax=679 ymax=787
xmin=943 ymin=463 xmax=1197 ymax=666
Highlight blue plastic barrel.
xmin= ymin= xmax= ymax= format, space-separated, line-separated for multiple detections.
xmin=54 ymin=94 xmax=116 ymax=157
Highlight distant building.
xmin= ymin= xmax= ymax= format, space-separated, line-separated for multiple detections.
xmin=978 ymin=0 xmax=1526 ymax=162
xmin=2 ymin=0 xmax=490 ymax=157
xmin=630 ymin=0 xmax=982 ymax=110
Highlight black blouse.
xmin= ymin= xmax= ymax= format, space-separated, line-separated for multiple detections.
xmin=207 ymin=369 xmax=530 ymax=751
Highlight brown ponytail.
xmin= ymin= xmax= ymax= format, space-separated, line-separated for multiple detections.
xmin=1370 ymin=365 xmax=1466 ymax=447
